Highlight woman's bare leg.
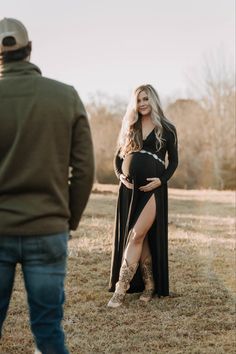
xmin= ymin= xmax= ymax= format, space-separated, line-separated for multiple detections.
xmin=123 ymin=194 xmax=156 ymax=265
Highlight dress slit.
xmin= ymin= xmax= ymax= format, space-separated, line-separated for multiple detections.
xmin=124 ymin=189 xmax=156 ymax=251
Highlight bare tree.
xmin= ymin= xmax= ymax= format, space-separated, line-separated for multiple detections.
xmin=201 ymin=53 xmax=235 ymax=189
xmin=184 ymin=51 xmax=235 ymax=189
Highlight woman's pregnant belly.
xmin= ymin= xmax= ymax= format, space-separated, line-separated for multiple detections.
xmin=122 ymin=151 xmax=165 ymax=187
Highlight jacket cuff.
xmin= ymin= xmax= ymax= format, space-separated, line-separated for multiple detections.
xmin=69 ymin=219 xmax=79 ymax=231
xmin=159 ymin=176 xmax=167 ymax=184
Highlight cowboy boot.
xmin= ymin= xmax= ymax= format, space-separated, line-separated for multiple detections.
xmin=107 ymin=259 xmax=138 ymax=308
xmin=139 ymin=257 xmax=155 ymax=302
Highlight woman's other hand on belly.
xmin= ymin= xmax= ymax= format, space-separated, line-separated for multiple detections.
xmin=139 ymin=177 xmax=161 ymax=192
xmin=120 ymin=174 xmax=134 ymax=189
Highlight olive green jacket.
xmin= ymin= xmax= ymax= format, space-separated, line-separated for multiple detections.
xmin=0 ymin=61 xmax=94 ymax=235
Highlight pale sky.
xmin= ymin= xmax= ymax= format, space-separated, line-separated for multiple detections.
xmin=1 ymin=0 xmax=235 ymax=102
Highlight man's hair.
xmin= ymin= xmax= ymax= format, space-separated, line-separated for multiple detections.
xmin=0 ymin=37 xmax=31 ymax=63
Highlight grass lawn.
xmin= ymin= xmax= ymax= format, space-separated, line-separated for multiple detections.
xmin=0 ymin=185 xmax=235 ymax=353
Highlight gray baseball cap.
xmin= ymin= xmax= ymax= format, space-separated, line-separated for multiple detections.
xmin=0 ymin=18 xmax=29 ymax=52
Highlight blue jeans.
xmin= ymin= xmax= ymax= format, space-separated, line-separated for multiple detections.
xmin=0 ymin=232 xmax=69 ymax=354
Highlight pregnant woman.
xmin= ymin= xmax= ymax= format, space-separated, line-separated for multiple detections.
xmin=108 ymin=84 xmax=178 ymax=308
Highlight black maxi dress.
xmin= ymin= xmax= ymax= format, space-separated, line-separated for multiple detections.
xmin=109 ymin=126 xmax=178 ymax=297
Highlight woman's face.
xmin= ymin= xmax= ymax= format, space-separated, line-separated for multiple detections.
xmin=137 ymin=90 xmax=152 ymax=116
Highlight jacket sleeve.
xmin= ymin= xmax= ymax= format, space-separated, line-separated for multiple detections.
xmin=113 ymin=150 xmax=123 ymax=180
xmin=69 ymin=89 xmax=95 ymax=230
xmin=159 ymin=128 xmax=178 ymax=184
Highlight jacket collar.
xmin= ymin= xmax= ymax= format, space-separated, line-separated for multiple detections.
xmin=0 ymin=61 xmax=42 ymax=78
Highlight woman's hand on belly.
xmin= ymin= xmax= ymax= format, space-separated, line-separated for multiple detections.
xmin=139 ymin=177 xmax=162 ymax=192
xmin=120 ymin=174 xmax=134 ymax=189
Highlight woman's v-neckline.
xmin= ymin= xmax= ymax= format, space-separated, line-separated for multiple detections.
xmin=142 ymin=128 xmax=155 ymax=141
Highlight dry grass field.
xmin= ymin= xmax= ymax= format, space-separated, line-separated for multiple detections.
xmin=0 ymin=185 xmax=235 ymax=354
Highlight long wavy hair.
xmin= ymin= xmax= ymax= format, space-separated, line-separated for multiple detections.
xmin=117 ymin=84 xmax=176 ymax=157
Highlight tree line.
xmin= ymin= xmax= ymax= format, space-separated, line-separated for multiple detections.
xmin=86 ymin=64 xmax=235 ymax=190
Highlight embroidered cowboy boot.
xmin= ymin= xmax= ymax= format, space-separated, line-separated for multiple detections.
xmin=107 ymin=259 xmax=138 ymax=308
xmin=139 ymin=257 xmax=155 ymax=302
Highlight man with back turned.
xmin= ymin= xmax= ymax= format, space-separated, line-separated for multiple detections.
xmin=0 ymin=18 xmax=94 ymax=354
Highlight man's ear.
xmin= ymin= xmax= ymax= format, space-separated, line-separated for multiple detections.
xmin=28 ymin=41 xmax=32 ymax=60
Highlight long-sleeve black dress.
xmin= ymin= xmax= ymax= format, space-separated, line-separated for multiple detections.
xmin=109 ymin=126 xmax=178 ymax=296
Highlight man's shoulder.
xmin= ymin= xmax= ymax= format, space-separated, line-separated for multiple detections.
xmin=37 ymin=76 xmax=85 ymax=112
xmin=39 ymin=76 xmax=75 ymax=95
xmin=36 ymin=76 xmax=80 ymax=104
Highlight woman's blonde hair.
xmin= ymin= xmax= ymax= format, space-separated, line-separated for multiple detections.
xmin=117 ymin=84 xmax=176 ymax=157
